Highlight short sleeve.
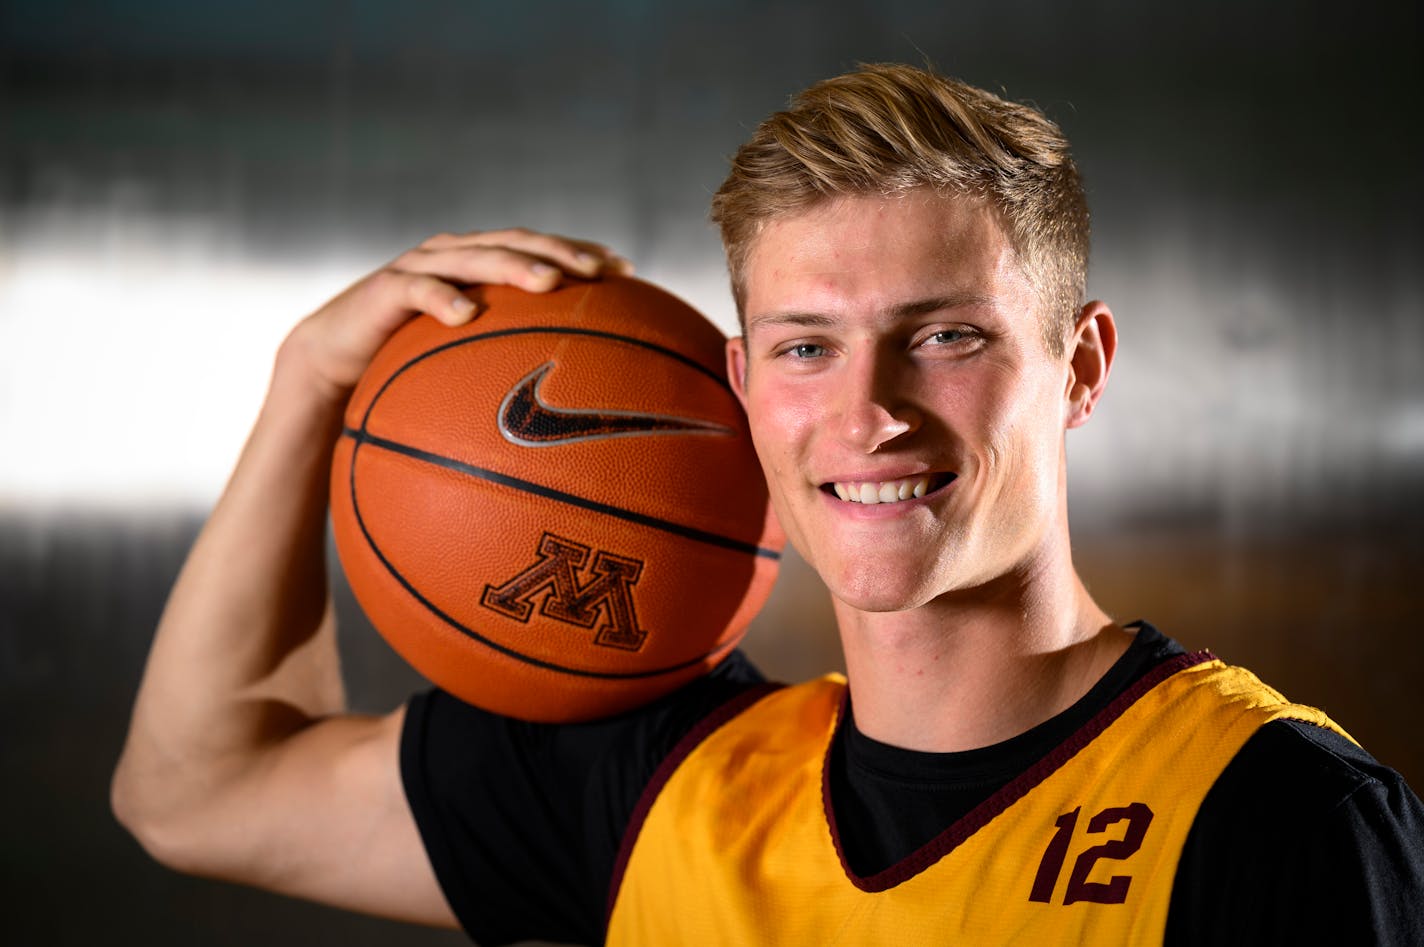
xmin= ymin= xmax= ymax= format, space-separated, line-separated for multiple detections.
xmin=1168 ymin=718 xmax=1424 ymax=945
xmin=400 ymin=652 xmax=767 ymax=946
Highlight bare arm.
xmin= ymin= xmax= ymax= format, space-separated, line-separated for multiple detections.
xmin=111 ymin=229 xmax=630 ymax=925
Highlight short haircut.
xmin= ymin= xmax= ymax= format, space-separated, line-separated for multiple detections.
xmin=711 ymin=63 xmax=1089 ymax=356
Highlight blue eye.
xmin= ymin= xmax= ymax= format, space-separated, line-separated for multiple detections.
xmin=920 ymin=327 xmax=984 ymax=352
xmin=789 ymin=343 xmax=826 ymax=359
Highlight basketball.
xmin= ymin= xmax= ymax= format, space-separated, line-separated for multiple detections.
xmin=330 ymin=275 xmax=784 ymax=722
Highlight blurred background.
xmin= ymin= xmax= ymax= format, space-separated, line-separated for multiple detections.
xmin=2 ymin=0 xmax=1420 ymax=943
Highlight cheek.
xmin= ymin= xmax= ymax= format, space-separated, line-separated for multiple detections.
xmin=742 ymin=385 xmax=823 ymax=551
xmin=976 ymin=370 xmax=1063 ymax=483
xmin=744 ymin=383 xmax=814 ymax=488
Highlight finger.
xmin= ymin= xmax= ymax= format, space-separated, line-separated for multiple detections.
xmin=410 ymin=274 xmax=484 ymax=326
xmin=419 ymin=228 xmax=629 ymax=278
xmin=413 ymin=231 xmax=464 ymax=251
xmin=466 ymin=228 xmax=620 ymax=277
xmin=605 ymin=253 xmax=635 ymax=276
xmin=528 ymin=233 xmax=631 ymax=271
xmin=393 ymin=245 xmax=565 ymax=294
xmin=364 ymin=270 xmax=478 ymax=327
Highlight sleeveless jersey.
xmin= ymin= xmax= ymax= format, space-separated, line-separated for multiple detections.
xmin=605 ymin=652 xmax=1352 ymax=945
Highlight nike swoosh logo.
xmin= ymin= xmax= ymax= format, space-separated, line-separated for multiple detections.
xmin=498 ymin=362 xmax=734 ymax=446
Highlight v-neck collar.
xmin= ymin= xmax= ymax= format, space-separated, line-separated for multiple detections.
xmin=822 ymin=623 xmax=1210 ymax=891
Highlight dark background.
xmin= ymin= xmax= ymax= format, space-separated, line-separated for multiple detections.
xmin=2 ymin=1 xmax=1421 ymax=944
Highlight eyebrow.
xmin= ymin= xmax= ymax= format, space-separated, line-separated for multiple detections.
xmin=889 ymin=293 xmax=994 ymax=319
xmin=746 ymin=293 xmax=994 ymax=331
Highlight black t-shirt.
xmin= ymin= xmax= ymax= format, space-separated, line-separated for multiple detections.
xmin=401 ymin=623 xmax=1424 ymax=945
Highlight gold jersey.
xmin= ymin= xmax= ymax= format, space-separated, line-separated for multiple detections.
xmin=607 ymin=653 xmax=1350 ymax=945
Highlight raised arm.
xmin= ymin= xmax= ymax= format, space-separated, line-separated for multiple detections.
xmin=111 ymin=229 xmax=630 ymax=925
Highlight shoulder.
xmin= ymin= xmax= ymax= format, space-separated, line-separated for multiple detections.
xmin=1212 ymin=717 xmax=1403 ymax=809
xmin=399 ymin=650 xmax=773 ymax=945
xmin=402 ymin=649 xmax=773 ymax=791
xmin=1167 ymin=718 xmax=1424 ymax=945
xmin=1189 ymin=717 xmax=1423 ymax=856
xmin=666 ymin=672 xmax=841 ymax=753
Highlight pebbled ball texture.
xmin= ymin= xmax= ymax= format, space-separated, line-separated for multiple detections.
xmin=330 ymin=276 xmax=783 ymax=722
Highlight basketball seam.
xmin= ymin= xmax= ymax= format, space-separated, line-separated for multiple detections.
xmin=345 ymin=433 xmax=749 ymax=681
xmin=340 ymin=318 xmax=776 ymax=684
xmin=344 ymin=427 xmax=780 ymax=561
xmin=358 ymin=325 xmax=732 ymax=433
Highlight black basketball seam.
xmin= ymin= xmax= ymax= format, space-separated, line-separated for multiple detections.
xmin=346 ymin=435 xmax=744 ymax=681
xmin=359 ymin=325 xmax=733 ymax=433
xmin=341 ymin=317 xmax=775 ymax=682
xmin=344 ymin=427 xmax=779 ymax=560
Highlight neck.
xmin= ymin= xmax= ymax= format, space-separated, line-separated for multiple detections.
xmin=835 ymin=532 xmax=1130 ymax=753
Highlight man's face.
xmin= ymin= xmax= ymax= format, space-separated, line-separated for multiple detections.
xmin=727 ymin=189 xmax=1077 ymax=613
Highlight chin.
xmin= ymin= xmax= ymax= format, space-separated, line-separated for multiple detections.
xmin=824 ymin=566 xmax=945 ymax=614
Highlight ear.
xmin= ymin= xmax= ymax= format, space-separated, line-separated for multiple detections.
xmin=726 ymin=336 xmax=750 ymax=410
xmin=1064 ymin=301 xmax=1116 ymax=429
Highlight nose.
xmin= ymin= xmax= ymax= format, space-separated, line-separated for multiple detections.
xmin=833 ymin=346 xmax=921 ymax=454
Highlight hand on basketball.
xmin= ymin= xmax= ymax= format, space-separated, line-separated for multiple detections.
xmin=286 ymin=228 xmax=633 ymax=400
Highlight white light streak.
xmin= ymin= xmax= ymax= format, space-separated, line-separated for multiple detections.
xmin=0 ymin=222 xmax=363 ymax=510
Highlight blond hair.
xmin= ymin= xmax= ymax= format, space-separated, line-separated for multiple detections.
xmin=711 ymin=63 xmax=1089 ymax=355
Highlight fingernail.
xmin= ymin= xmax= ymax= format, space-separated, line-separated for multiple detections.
xmin=530 ymin=262 xmax=557 ymax=278
xmin=575 ymin=251 xmax=599 ymax=269
xmin=452 ymin=295 xmax=475 ymax=317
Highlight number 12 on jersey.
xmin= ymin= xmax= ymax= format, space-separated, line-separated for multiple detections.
xmin=1028 ymin=802 xmax=1155 ymax=905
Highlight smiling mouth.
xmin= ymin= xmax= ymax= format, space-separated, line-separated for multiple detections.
xmin=825 ymin=473 xmax=957 ymax=505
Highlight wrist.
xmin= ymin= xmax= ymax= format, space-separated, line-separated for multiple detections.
xmin=272 ymin=322 xmax=359 ymax=413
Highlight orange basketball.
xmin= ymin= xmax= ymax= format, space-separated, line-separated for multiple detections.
xmin=330 ymin=275 xmax=783 ymax=722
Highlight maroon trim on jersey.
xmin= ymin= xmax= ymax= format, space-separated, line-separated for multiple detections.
xmin=824 ymin=650 xmax=1217 ymax=893
xmin=605 ymin=681 xmax=784 ymax=926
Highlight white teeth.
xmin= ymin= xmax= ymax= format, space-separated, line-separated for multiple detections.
xmin=832 ymin=476 xmax=935 ymax=504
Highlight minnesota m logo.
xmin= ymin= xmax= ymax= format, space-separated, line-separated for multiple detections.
xmin=482 ymin=532 xmax=648 ymax=651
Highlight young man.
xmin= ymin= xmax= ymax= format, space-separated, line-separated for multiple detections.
xmin=113 ymin=64 xmax=1423 ymax=943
